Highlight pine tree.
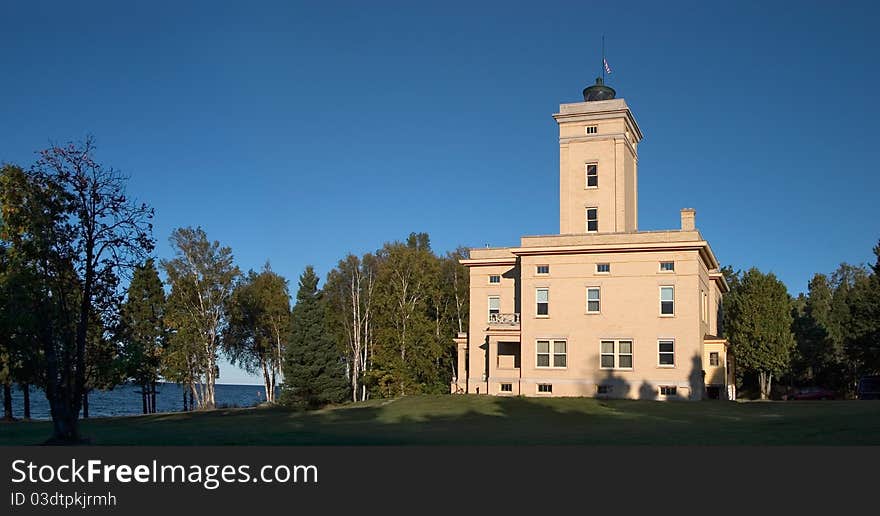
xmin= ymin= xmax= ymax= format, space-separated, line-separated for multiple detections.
xmin=281 ymin=266 xmax=349 ymax=408
xmin=119 ymin=259 xmax=166 ymax=414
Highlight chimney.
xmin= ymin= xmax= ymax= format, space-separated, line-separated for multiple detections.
xmin=680 ymin=208 xmax=696 ymax=231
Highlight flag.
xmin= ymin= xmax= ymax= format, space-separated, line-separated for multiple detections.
xmin=603 ymin=57 xmax=612 ymax=75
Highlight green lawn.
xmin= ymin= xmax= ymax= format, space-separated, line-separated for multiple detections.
xmin=2 ymin=395 xmax=879 ymax=445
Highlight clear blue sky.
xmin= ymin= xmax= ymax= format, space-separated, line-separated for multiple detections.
xmin=2 ymin=1 xmax=878 ymax=384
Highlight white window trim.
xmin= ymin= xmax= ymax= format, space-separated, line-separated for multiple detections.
xmin=537 ymin=383 xmax=553 ymax=394
xmin=500 ymin=383 xmax=513 ymax=393
xmin=536 ymin=288 xmax=549 ymax=318
xmin=596 ymin=263 xmax=610 ymax=274
xmin=488 ymin=274 xmax=501 ymax=284
xmin=586 ymin=207 xmax=599 ymax=233
xmin=536 ymin=264 xmax=550 ymax=276
xmin=659 ymin=286 xmax=675 ymax=317
xmin=659 ymin=261 xmax=675 ymax=273
xmin=536 ymin=339 xmax=567 ymax=369
xmin=585 ymin=125 xmax=598 ymax=135
xmin=658 ymin=339 xmax=675 ymax=368
xmin=586 ymin=286 xmax=601 ymax=314
xmin=709 ymin=351 xmax=720 ymax=367
xmin=488 ymin=295 xmax=501 ymax=322
xmin=585 ymin=162 xmax=598 ymax=189
xmin=599 ymin=339 xmax=634 ymax=371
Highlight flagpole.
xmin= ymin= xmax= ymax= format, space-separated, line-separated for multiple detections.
xmin=602 ymin=34 xmax=605 ymax=82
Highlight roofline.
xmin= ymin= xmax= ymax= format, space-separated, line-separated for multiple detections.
xmin=509 ymin=240 xmax=719 ymax=269
xmin=460 ymin=258 xmax=517 ymax=267
xmin=552 ymin=100 xmax=644 ymax=142
xmin=709 ymin=271 xmax=730 ymax=293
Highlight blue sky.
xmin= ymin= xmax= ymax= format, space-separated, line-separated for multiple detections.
xmin=2 ymin=1 xmax=878 ymax=384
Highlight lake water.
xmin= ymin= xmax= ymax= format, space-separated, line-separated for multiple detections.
xmin=5 ymin=383 xmax=271 ymax=420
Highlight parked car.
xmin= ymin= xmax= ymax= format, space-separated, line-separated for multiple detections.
xmin=857 ymin=375 xmax=880 ymax=400
xmin=785 ymin=386 xmax=836 ymax=400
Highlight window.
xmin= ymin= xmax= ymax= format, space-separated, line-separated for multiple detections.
xmin=489 ymin=275 xmax=501 ymax=284
xmin=586 ymin=208 xmax=598 ymax=232
xmin=537 ymin=384 xmax=553 ymax=393
xmin=660 ymin=286 xmax=675 ymax=316
xmin=660 ymin=386 xmax=677 ymax=396
xmin=618 ymin=341 xmax=633 ymax=368
xmin=536 ymin=288 xmax=549 ymax=316
xmin=536 ymin=265 xmax=550 ymax=275
xmin=586 ymin=163 xmax=598 ymax=188
xmin=596 ymin=263 xmax=610 ymax=274
xmin=709 ymin=352 xmax=720 ymax=366
xmin=600 ymin=340 xmax=633 ymax=370
xmin=488 ymin=296 xmax=500 ymax=321
xmin=702 ymin=291 xmax=708 ymax=322
xmin=500 ymin=383 xmax=512 ymax=392
xmin=537 ymin=340 xmax=566 ymax=368
xmin=660 ymin=261 xmax=675 ymax=272
xmin=597 ymin=385 xmax=613 ymax=395
xmin=585 ymin=125 xmax=598 ymax=135
xmin=658 ymin=340 xmax=675 ymax=367
xmin=586 ymin=287 xmax=601 ymax=313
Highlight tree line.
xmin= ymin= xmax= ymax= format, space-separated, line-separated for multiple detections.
xmin=722 ymin=243 xmax=880 ymax=399
xmin=0 ymin=139 xmax=470 ymax=442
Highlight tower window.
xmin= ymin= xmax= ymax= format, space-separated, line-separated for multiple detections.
xmin=586 ymin=208 xmax=598 ymax=232
xmin=586 ymin=163 xmax=598 ymax=188
xmin=585 ymin=125 xmax=598 ymax=135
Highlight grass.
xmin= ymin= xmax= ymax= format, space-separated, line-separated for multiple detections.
xmin=2 ymin=395 xmax=879 ymax=445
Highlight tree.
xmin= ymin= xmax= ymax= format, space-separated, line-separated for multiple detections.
xmin=724 ymin=268 xmax=795 ymax=399
xmin=371 ymin=233 xmax=447 ymax=396
xmin=162 ymin=227 xmax=238 ymax=409
xmin=324 ymin=253 xmax=376 ymax=402
xmin=1 ymin=142 xmax=153 ymax=442
xmin=791 ymin=274 xmax=836 ymax=386
xmin=281 ymin=266 xmax=349 ymax=408
xmin=119 ymin=259 xmax=166 ymax=414
xmin=225 ymin=263 xmax=290 ymax=403
xmin=844 ymin=242 xmax=880 ymax=380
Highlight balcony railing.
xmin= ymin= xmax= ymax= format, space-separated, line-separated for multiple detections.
xmin=489 ymin=313 xmax=520 ymax=325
